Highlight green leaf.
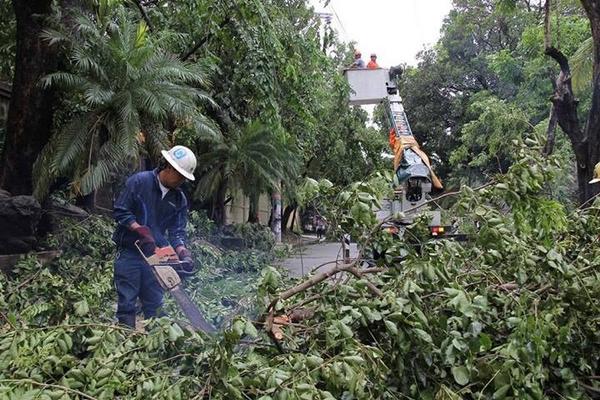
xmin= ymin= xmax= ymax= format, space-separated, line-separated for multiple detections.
xmin=479 ymin=333 xmax=492 ymax=351
xmin=343 ymin=355 xmax=364 ymax=364
xmin=168 ymin=323 xmax=184 ymax=342
xmin=492 ymin=384 xmax=511 ymax=399
xmin=413 ymin=328 xmax=432 ymax=343
xmin=451 ymin=366 xmax=470 ymax=386
xmin=74 ymin=299 xmax=89 ymax=316
xmin=384 ymin=320 xmax=398 ymax=335
xmin=339 ymin=321 xmax=354 ymax=338
xmin=244 ymin=320 xmax=259 ymax=338
xmin=546 ymin=249 xmax=560 ymax=261
xmin=232 ymin=319 xmax=245 ymax=336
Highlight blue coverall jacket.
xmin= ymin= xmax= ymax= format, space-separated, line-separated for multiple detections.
xmin=113 ymin=169 xmax=188 ymax=250
xmin=112 ymin=169 xmax=189 ymax=326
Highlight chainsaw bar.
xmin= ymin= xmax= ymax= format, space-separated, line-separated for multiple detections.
xmin=135 ymin=241 xmax=216 ymax=334
xmin=169 ymin=285 xmax=216 ymax=333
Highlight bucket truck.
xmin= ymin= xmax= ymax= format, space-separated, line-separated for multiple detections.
xmin=344 ymin=66 xmax=451 ymax=237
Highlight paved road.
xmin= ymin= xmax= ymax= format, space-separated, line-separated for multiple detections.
xmin=280 ymin=236 xmax=359 ymax=277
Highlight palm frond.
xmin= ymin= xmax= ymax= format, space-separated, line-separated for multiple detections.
xmin=35 ymin=4 xmax=218 ymax=200
xmin=131 ymin=87 xmax=167 ymax=120
xmin=39 ymin=72 xmax=87 ymax=89
xmin=74 ymin=13 xmax=103 ymax=39
xmin=190 ymin=113 xmax=220 ymax=141
xmin=32 ymin=113 xmax=93 ymax=199
xmin=41 ymin=28 xmax=71 ymax=47
xmin=79 ymin=132 xmax=139 ymax=195
xmin=143 ymin=123 xmax=170 ymax=162
xmin=194 ymin=120 xmax=300 ymax=202
xmin=53 ymin=113 xmax=97 ymax=173
xmin=79 ymin=158 xmax=114 ymax=195
xmin=82 ymin=84 xmax=114 ymax=107
xmin=194 ymin=167 xmax=225 ymax=202
xmin=71 ymin=47 xmax=109 ymax=83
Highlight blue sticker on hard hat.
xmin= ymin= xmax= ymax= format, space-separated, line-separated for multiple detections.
xmin=173 ymin=149 xmax=186 ymax=159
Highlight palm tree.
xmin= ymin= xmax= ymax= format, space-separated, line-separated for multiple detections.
xmin=33 ymin=5 xmax=217 ymax=200
xmin=194 ymin=121 xmax=299 ymax=225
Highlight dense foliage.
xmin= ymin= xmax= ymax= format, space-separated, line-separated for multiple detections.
xmin=0 ymin=0 xmax=387 ymax=217
xmin=33 ymin=5 xmax=216 ymax=199
xmin=397 ymin=0 xmax=594 ymax=197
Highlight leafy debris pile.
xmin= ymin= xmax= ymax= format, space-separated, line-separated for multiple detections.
xmin=1 ymin=141 xmax=599 ymax=399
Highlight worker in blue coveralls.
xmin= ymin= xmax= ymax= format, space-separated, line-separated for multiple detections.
xmin=112 ymin=145 xmax=197 ymax=328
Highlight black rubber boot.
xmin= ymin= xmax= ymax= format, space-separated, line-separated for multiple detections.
xmin=118 ymin=314 xmax=136 ymax=329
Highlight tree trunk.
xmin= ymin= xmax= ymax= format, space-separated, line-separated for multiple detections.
xmin=282 ymin=205 xmax=294 ymax=232
xmin=211 ymin=182 xmax=227 ymax=226
xmin=0 ymin=0 xmax=57 ymax=195
xmin=290 ymin=205 xmax=298 ymax=232
xmin=580 ymin=0 xmax=600 ymax=203
xmin=543 ymin=0 xmax=600 ymax=204
xmin=247 ymin=192 xmax=260 ymax=223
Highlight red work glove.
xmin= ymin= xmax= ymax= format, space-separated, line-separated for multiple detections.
xmin=133 ymin=225 xmax=156 ymax=256
xmin=176 ymin=246 xmax=194 ymax=269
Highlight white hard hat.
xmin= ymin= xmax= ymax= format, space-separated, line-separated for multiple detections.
xmin=161 ymin=145 xmax=197 ymax=181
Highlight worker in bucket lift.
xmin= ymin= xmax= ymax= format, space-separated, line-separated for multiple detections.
xmin=367 ymin=53 xmax=379 ymax=69
xmin=112 ymin=145 xmax=197 ymax=328
xmin=350 ymin=49 xmax=366 ymax=68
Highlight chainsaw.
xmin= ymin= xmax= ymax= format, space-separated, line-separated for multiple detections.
xmin=135 ymin=241 xmax=216 ymax=333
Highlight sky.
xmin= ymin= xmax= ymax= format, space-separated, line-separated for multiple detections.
xmin=310 ymin=0 xmax=453 ymax=67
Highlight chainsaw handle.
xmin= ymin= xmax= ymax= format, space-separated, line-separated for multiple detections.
xmin=175 ymin=262 xmax=197 ymax=277
xmin=135 ymin=240 xmax=193 ymax=277
xmin=134 ymin=240 xmax=153 ymax=264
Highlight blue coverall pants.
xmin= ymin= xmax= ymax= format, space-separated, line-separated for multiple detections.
xmin=114 ymin=248 xmax=164 ymax=328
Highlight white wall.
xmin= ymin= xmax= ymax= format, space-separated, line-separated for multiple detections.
xmin=224 ymin=189 xmax=272 ymax=225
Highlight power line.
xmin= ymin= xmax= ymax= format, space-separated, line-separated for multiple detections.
xmin=329 ymin=4 xmax=349 ymax=41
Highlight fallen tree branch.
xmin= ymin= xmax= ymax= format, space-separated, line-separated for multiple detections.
xmin=577 ymin=191 xmax=600 ymax=209
xmin=264 ymin=257 xmax=384 ymax=349
xmin=265 ymin=181 xmax=496 ymax=341
xmin=289 ymin=293 xmax=325 ymax=311
xmin=341 ymin=265 xmax=384 ymax=297
xmin=0 ymin=379 xmax=98 ymax=400
xmin=534 ymin=283 xmax=554 ymax=295
xmin=406 ymin=181 xmax=496 ymax=214
xmin=264 ymin=180 xmax=496 ymax=348
xmin=359 ymin=181 xmax=495 ymax=256
xmin=310 ymin=260 xmax=339 ymax=273
xmin=271 ymin=260 xmax=381 ymax=308
xmin=0 ymin=311 xmax=16 ymax=329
